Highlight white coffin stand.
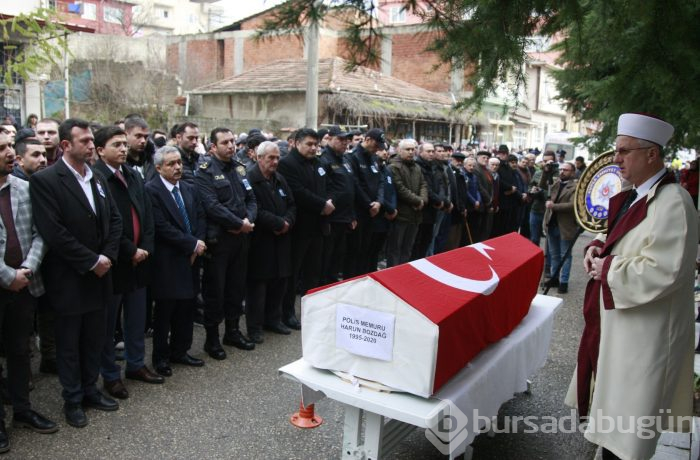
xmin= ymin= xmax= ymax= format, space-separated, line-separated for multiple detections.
xmin=279 ymin=294 xmax=562 ymax=459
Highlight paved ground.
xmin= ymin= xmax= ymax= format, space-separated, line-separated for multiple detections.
xmin=0 ymin=233 xmax=685 ymax=459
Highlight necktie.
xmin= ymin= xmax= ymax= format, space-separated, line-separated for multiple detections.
xmin=172 ymin=186 xmax=192 ymax=234
xmin=619 ymin=189 xmax=637 ymax=216
xmin=115 ymin=169 xmax=141 ymax=245
xmin=612 ymin=189 xmax=637 ymax=228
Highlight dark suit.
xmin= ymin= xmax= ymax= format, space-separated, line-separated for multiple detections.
xmin=93 ymin=160 xmax=154 ymax=381
xmin=146 ymin=176 xmax=206 ymax=362
xmin=245 ymin=164 xmax=296 ymax=333
xmin=30 ymin=159 xmax=122 ymax=404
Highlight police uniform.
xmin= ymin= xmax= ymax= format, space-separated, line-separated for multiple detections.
xmin=319 ymin=146 xmax=356 ymax=283
xmin=345 ymin=143 xmax=384 ymax=277
xmin=195 ymin=156 xmax=257 ymax=357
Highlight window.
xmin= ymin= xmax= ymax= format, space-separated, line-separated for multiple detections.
xmin=82 ymin=2 xmax=96 ymax=20
xmin=389 ymin=6 xmax=405 ymax=23
xmin=103 ymin=6 xmax=123 ymax=24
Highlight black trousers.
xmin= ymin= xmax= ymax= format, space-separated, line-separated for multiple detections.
xmin=322 ymin=222 xmax=349 ymax=283
xmin=36 ymin=293 xmax=56 ymax=363
xmin=55 ymin=308 xmax=106 ymax=404
xmin=246 ymin=278 xmax=287 ymax=333
xmin=411 ymin=221 xmax=434 ymax=260
xmin=367 ymin=230 xmax=388 ymax=273
xmin=152 ymin=298 xmax=195 ymax=362
xmin=202 ymin=232 xmax=248 ymax=330
xmin=344 ymin=216 xmax=373 ymax=278
xmin=282 ymin=231 xmax=322 ymax=320
xmin=0 ymin=289 xmax=35 ymax=417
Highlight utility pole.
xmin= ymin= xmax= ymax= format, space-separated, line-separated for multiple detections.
xmin=63 ymin=31 xmax=70 ymax=118
xmin=304 ymin=0 xmax=321 ymax=129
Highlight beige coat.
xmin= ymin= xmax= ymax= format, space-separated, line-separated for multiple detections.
xmin=565 ymin=181 xmax=698 ymax=460
xmin=543 ymin=178 xmax=579 ymax=240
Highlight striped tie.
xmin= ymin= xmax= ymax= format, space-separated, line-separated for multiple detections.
xmin=172 ymin=186 xmax=192 ymax=234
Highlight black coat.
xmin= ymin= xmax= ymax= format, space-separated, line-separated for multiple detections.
xmin=246 ymin=163 xmax=296 ymax=280
xmin=145 ymin=177 xmax=206 ymax=300
xmin=93 ymin=160 xmax=155 ymax=293
xmin=416 ymin=157 xmax=449 ymax=224
xmin=319 ymin=147 xmax=356 ymax=224
xmin=348 ymin=144 xmax=384 ymax=219
xmin=195 ymin=156 xmax=257 ymax=244
xmin=30 ymin=160 xmax=122 ymax=315
xmin=277 ymin=148 xmax=328 ymax=236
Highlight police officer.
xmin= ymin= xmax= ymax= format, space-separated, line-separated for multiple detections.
xmin=345 ymin=128 xmax=385 ymax=277
xmin=319 ymin=126 xmax=356 ymax=283
xmin=195 ymin=127 xmax=257 ymax=360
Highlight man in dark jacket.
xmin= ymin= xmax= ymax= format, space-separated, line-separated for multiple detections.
xmin=124 ymin=117 xmax=157 ymax=183
xmin=367 ymin=144 xmax=397 ymax=271
xmin=245 ymin=141 xmax=296 ymax=343
xmin=30 ymin=119 xmax=123 ymax=427
xmin=93 ymin=126 xmax=163 ymax=401
xmin=492 ymin=145 xmax=520 ymax=236
xmin=146 ymin=146 xmax=207 ymax=377
xmin=412 ymin=142 xmax=449 ymax=259
xmin=319 ymin=126 xmax=356 ymax=283
xmin=345 ymin=128 xmax=385 ymax=277
xmin=473 ymin=151 xmax=493 ymax=242
xmin=444 ymin=151 xmax=468 ymax=250
xmin=463 ymin=156 xmax=482 ymax=244
xmin=174 ymin=122 xmax=201 ymax=185
xmin=277 ymin=128 xmax=333 ymax=330
xmin=196 ymin=128 xmax=257 ymax=359
xmin=386 ymin=139 xmax=428 ymax=267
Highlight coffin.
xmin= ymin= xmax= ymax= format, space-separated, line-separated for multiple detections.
xmin=301 ymin=233 xmax=544 ymax=397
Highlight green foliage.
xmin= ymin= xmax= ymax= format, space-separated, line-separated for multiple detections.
xmin=553 ymin=0 xmax=700 ymax=149
xmin=257 ymin=0 xmax=700 ymax=149
xmin=0 ymin=9 xmax=70 ymax=87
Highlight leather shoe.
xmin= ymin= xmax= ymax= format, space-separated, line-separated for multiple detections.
xmin=283 ymin=315 xmax=301 ymax=330
xmin=82 ymin=392 xmax=119 ymax=412
xmin=154 ymin=360 xmax=172 ymax=377
xmin=13 ymin=410 xmax=59 ymax=434
xmin=64 ymin=403 xmax=88 ymax=428
xmin=39 ymin=360 xmax=58 ymax=375
xmin=204 ymin=340 xmax=227 ymax=360
xmin=104 ymin=379 xmax=129 ymax=399
xmin=557 ymin=283 xmax=568 ymax=294
xmin=0 ymin=422 xmax=8 ymax=453
xmin=125 ymin=366 xmax=165 ymax=384
xmin=222 ymin=330 xmax=255 ymax=350
xmin=171 ymin=354 xmax=205 ymax=367
xmin=264 ymin=322 xmax=291 ymax=335
xmin=248 ymin=331 xmax=264 ymax=344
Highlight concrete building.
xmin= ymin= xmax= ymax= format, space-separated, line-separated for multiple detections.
xmin=187 ymin=57 xmax=469 ymax=142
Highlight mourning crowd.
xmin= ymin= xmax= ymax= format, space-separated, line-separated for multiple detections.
xmin=0 ymin=113 xmax=639 ymax=453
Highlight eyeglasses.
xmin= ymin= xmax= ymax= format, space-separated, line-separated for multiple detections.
xmin=613 ymin=146 xmax=649 ymax=156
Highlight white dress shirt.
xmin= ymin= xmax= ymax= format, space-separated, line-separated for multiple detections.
xmin=62 ymin=157 xmax=96 ymax=213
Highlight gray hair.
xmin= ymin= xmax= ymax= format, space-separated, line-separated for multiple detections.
xmin=153 ymin=146 xmax=180 ymax=166
xmin=398 ymin=139 xmax=417 ymax=150
xmin=256 ymin=140 xmax=279 ymax=159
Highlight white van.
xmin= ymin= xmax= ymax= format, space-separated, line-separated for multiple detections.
xmin=543 ymin=131 xmax=590 ymax=162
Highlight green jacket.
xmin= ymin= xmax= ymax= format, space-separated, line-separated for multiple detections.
xmin=389 ymin=157 xmax=429 ymax=224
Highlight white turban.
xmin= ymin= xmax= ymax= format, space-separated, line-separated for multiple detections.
xmin=617 ymin=113 xmax=674 ymax=147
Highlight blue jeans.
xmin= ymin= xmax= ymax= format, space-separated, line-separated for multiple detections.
xmin=100 ymin=288 xmax=147 ymax=381
xmin=547 ymin=225 xmax=573 ymax=284
xmin=529 ymin=211 xmax=544 ymax=246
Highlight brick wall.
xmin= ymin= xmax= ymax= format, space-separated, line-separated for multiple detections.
xmin=185 ymin=40 xmax=219 ymax=87
xmin=166 ymin=43 xmax=179 ymax=74
xmin=391 ymin=31 xmax=450 ymax=92
xmin=242 ymin=35 xmax=304 ymax=72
